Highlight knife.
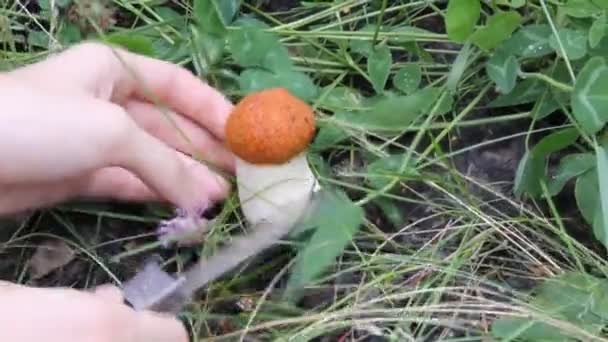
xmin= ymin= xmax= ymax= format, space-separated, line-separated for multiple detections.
xmin=121 ymin=188 xmax=322 ymax=314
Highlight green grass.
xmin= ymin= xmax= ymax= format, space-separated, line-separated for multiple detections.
xmin=4 ymin=0 xmax=608 ymax=341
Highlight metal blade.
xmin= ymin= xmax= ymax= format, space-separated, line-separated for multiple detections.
xmin=122 ymin=189 xmax=322 ymax=314
xmin=121 ymin=255 xmax=188 ymax=313
xmin=122 ymin=220 xmax=296 ymax=313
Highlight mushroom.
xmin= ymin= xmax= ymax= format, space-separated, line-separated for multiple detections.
xmin=157 ymin=87 xmax=319 ymax=246
xmin=225 ymin=87 xmax=320 ymax=228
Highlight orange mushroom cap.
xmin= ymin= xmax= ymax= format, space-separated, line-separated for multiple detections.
xmin=225 ymin=88 xmax=316 ymax=164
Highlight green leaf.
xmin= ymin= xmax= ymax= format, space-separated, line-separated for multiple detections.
xmin=501 ymin=24 xmax=554 ymax=58
xmin=58 ymin=22 xmax=82 ymax=45
xmin=156 ymin=6 xmax=186 ymax=30
xmin=446 ymin=42 xmax=472 ymax=92
xmin=492 ymin=271 xmax=608 ymax=341
xmin=548 ymin=153 xmax=596 ymax=195
xmin=37 ymin=0 xmax=50 ymax=10
xmin=349 ymin=24 xmax=385 ymax=56
xmin=312 ymin=124 xmax=349 ymax=151
xmin=486 ymin=50 xmax=519 ymax=93
xmin=470 ymin=10 xmax=523 ymax=51
xmin=373 ymin=198 xmax=405 ymax=227
xmin=227 ymin=19 xmax=293 ymax=72
xmin=56 ymin=0 xmax=72 ymax=7
xmin=391 ymin=26 xmax=436 ymax=42
xmin=307 ymin=153 xmax=333 ymax=185
xmin=210 ymin=0 xmax=240 ymax=26
xmin=436 ymin=93 xmax=454 ymax=114
xmin=319 ymin=86 xmax=364 ymax=111
xmin=560 ymin=0 xmax=603 ymax=17
xmin=192 ymin=0 xmax=239 ymax=34
xmin=366 ymin=154 xmax=420 ymax=190
xmin=514 ymin=128 xmax=580 ymax=197
xmin=393 ymin=64 xmax=421 ymax=94
xmin=445 ymin=0 xmax=481 ymax=42
xmin=489 ymin=78 xmax=546 ymax=107
xmin=595 ymin=142 xmax=608 ymax=247
xmin=151 ymin=39 xmax=190 ymax=62
xmin=589 ymin=13 xmax=607 ymax=48
xmin=589 ymin=34 xmax=608 ymax=56
xmin=533 ymin=272 xmax=608 ymax=328
xmin=571 ymin=56 xmax=608 ymax=134
xmin=549 ymin=28 xmax=588 ymax=60
xmin=533 ymin=128 xmax=580 ymax=156
xmin=27 ymin=31 xmax=49 ymax=48
xmin=532 ymin=91 xmax=561 ymax=119
xmin=103 ymin=34 xmax=155 ymax=57
xmin=576 ymin=168 xmax=600 ymax=223
xmin=592 ymin=202 xmax=606 ymax=243
xmin=496 ymin=0 xmax=526 ymax=7
xmin=312 ymin=111 xmax=355 ymax=151
xmin=285 ymin=189 xmax=363 ymax=299
xmin=367 ymin=44 xmax=392 ymax=94
xmin=238 ymin=68 xmax=318 ymax=101
xmin=342 ymin=88 xmax=442 ymax=132
xmin=403 ymin=41 xmax=434 ymax=62
xmin=193 ymin=0 xmax=226 ymax=35
xmin=194 ymin=31 xmax=225 ymax=71
xmin=514 ymin=151 xmax=545 ymax=198
xmin=491 ymin=317 xmax=571 ymax=341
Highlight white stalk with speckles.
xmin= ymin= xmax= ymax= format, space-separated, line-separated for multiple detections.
xmin=235 ymin=151 xmax=318 ymax=227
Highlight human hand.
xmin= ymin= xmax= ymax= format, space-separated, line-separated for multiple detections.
xmin=0 ymin=41 xmax=235 ymax=216
xmin=0 ymin=281 xmax=188 ymax=342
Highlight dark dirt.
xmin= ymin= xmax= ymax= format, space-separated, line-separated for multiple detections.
xmin=0 ymin=204 xmax=160 ymax=287
xmin=255 ymin=0 xmax=301 ymax=12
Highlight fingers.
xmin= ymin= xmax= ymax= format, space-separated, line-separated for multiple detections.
xmin=0 ymin=86 xmax=136 ymax=184
xmin=0 ymin=180 xmax=86 ymax=216
xmin=134 ymin=311 xmax=190 ymax=342
xmin=112 ymin=126 xmax=232 ymax=212
xmin=105 ymin=44 xmax=234 ymax=141
xmin=0 ymin=168 xmax=162 ymax=217
xmin=91 ymin=284 xmax=189 ymax=342
xmin=0 ymin=284 xmax=188 ymax=342
xmin=0 ymin=157 xmax=230 ymax=218
xmin=1 ymin=44 xmax=234 ymax=214
xmin=9 ymin=42 xmax=234 ymax=143
xmin=91 ymin=284 xmax=125 ymax=303
xmin=80 ymin=167 xmax=161 ymax=202
xmin=124 ymin=100 xmax=235 ymax=173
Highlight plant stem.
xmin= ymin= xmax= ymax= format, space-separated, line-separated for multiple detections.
xmin=539 ymin=0 xmax=577 ymax=83
xmin=519 ymin=72 xmax=574 ymax=92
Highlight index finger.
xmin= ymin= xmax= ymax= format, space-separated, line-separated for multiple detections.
xmin=14 ymin=42 xmax=233 ymax=142
xmin=106 ymin=44 xmax=234 ymax=141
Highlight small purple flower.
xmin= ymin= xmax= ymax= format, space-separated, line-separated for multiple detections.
xmin=156 ymin=202 xmax=212 ymax=247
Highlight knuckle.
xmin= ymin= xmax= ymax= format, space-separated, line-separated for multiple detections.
xmin=69 ymin=41 xmax=124 ymax=72
xmin=71 ymin=41 xmax=113 ymax=57
xmin=98 ymin=104 xmax=138 ymax=160
xmin=105 ymin=104 xmax=134 ymax=138
xmin=93 ymin=308 xmax=135 ymax=341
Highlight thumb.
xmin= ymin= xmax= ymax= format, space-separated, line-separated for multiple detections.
xmin=91 ymin=284 xmax=125 ymax=303
xmin=133 ymin=311 xmax=190 ymax=342
xmin=90 ymin=284 xmax=189 ymax=342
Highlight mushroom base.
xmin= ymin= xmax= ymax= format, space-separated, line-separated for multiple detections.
xmin=235 ymin=151 xmax=318 ymax=227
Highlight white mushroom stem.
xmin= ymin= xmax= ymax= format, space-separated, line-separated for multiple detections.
xmin=235 ymin=151 xmax=319 ymax=227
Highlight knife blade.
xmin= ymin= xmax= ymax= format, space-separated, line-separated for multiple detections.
xmin=122 ymin=188 xmax=322 ymax=314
